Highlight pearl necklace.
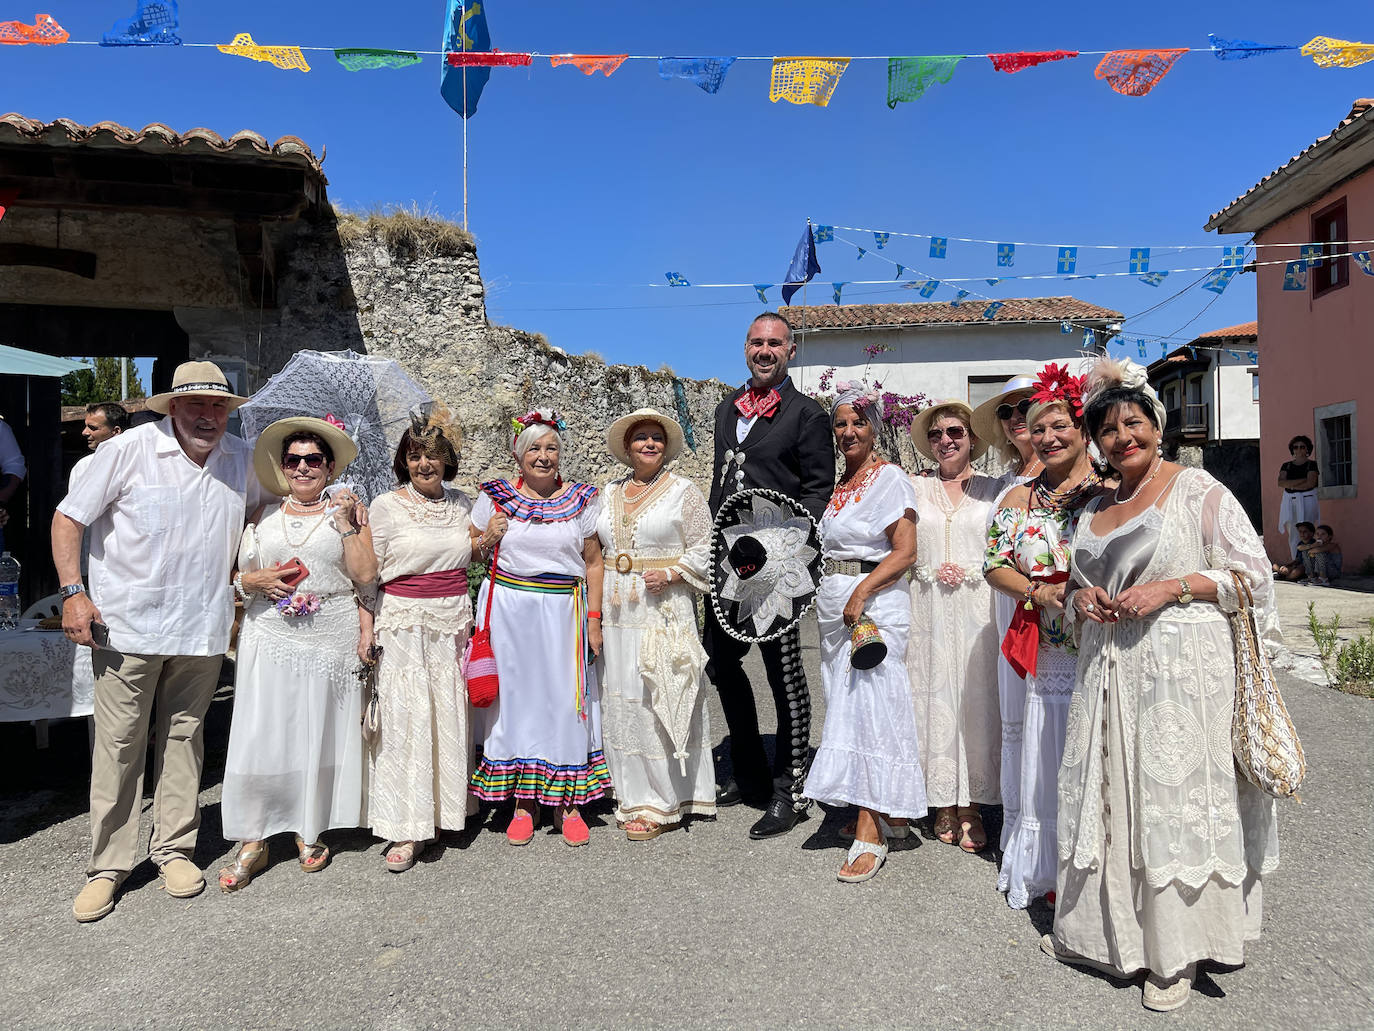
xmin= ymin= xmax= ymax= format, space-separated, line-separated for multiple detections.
xmin=624 ymin=465 xmax=665 ymax=500
xmin=1116 ymin=457 xmax=1163 ymax=505
xmin=401 ymin=482 xmax=457 ymax=526
xmin=280 ymin=498 xmax=328 ymax=548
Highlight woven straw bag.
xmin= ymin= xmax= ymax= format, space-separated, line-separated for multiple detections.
xmin=1229 ymin=571 xmax=1305 ymax=799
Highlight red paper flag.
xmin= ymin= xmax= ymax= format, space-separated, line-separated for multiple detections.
xmin=988 ymin=50 xmax=1078 ymax=73
xmin=1094 ymin=49 xmax=1188 ymax=96
xmin=0 ymin=12 xmax=68 ymax=44
xmin=446 ymin=49 xmax=531 ymax=67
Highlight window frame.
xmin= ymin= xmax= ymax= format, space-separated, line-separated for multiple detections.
xmin=1315 ymin=400 xmax=1357 ymax=500
xmin=1310 ymin=198 xmax=1349 ymax=299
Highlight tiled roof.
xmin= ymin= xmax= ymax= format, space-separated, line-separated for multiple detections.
xmin=1205 ymin=99 xmax=1373 ymax=232
xmin=778 ymin=296 xmax=1122 ymax=330
xmin=0 ymin=113 xmax=325 ymax=179
xmin=1195 ymin=320 xmax=1258 ymax=340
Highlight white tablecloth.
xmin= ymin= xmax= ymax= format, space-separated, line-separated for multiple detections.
xmin=0 ymin=620 xmax=96 ymax=722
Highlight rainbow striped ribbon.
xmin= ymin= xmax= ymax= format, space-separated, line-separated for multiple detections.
xmin=490 ymin=567 xmax=589 ymax=720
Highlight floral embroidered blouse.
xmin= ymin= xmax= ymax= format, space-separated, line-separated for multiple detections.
xmin=984 ymin=502 xmax=1086 ymax=652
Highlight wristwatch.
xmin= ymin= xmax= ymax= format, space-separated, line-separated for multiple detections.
xmin=59 ymin=583 xmax=86 ymax=601
xmin=1176 ymin=578 xmax=1193 ymax=605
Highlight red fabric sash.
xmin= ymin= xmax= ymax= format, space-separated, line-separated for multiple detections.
xmin=1001 ymin=570 xmax=1069 ymax=679
xmin=735 ymin=387 xmax=780 ymax=419
xmin=382 ymin=568 xmax=469 ymax=599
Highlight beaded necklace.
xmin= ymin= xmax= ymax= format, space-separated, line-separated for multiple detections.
xmin=1031 ymin=468 xmax=1103 ymax=511
xmin=826 ymin=459 xmax=884 ymax=515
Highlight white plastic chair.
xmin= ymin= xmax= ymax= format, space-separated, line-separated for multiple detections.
xmin=21 ymin=593 xmax=61 ymax=620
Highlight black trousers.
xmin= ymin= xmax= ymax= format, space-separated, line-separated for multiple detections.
xmin=703 ymin=604 xmax=811 ymax=809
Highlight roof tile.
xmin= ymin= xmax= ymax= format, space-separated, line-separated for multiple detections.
xmin=778 ymin=296 xmax=1122 ymax=330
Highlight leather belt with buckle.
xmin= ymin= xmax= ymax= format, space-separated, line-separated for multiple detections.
xmin=611 ymin=553 xmax=680 ymax=575
xmin=823 ymin=558 xmax=880 ymax=577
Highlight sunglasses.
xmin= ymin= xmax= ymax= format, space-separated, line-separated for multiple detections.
xmin=926 ymin=426 xmax=968 ymax=443
xmin=282 ymin=453 xmax=327 ymax=469
xmin=996 ymin=398 xmax=1034 ymax=421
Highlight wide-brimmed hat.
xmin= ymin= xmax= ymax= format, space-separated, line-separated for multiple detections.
xmin=910 ymin=399 xmax=989 ymax=463
xmin=709 ymin=489 xmax=821 ymax=644
xmin=605 ymin=407 xmax=686 ymax=467
xmin=252 ymin=417 xmax=359 ymax=496
xmin=970 ymin=374 xmax=1038 ymax=450
xmin=146 ymin=361 xmax=250 ymax=415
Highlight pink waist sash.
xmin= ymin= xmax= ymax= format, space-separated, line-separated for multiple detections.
xmin=382 ymin=568 xmax=469 ymax=599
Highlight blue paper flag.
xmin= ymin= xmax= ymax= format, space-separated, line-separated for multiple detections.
xmin=1355 ymin=251 xmax=1374 ymax=276
xmin=997 ymin=243 xmax=1015 ymax=268
xmin=814 ymin=225 xmax=834 ymax=243
xmin=1138 ymin=271 xmax=1169 ymax=287
xmin=930 ymin=237 xmax=948 ymax=259
xmin=904 ymin=279 xmax=940 ymax=298
xmin=101 ymin=0 xmax=180 ymax=45
xmin=1207 ymin=34 xmax=1298 ymax=60
xmin=1300 ymin=244 xmax=1324 ymax=268
xmin=986 ymin=278 xmax=1001 ymax=287
xmin=1282 ymin=260 xmax=1307 ymax=291
xmin=1188 ymin=347 xmax=1197 ymax=359
xmin=1061 ymin=321 xmax=1073 ymax=334
xmin=951 ymin=289 xmax=969 ymax=307
xmin=894 ymin=264 xmax=906 ymax=279
xmin=832 ymin=282 xmax=846 ymax=305
xmin=1129 ymin=247 xmax=1151 ymax=274
xmin=656 ymin=56 xmax=737 ymax=94
xmin=1137 ymin=340 xmax=1147 ymax=358
xmin=1202 ymin=266 xmax=1238 ymax=295
xmin=982 ymin=302 xmax=1004 ymax=319
xmin=1057 ymin=246 xmax=1078 ymax=274
xmin=856 ymin=247 xmax=867 ymax=261
xmin=1247 ymin=350 xmax=1258 ymax=363
xmin=873 ymin=232 xmax=890 ymax=249
xmin=665 ymin=272 xmax=690 ymax=287
xmin=781 ymin=224 xmax=822 ymax=305
xmin=1083 ymin=328 xmax=1096 ymax=349
xmin=753 ymin=284 xmax=771 ymax=303
xmin=1222 ymin=245 xmax=1245 ymax=268
xmin=441 ymin=0 xmax=493 ymax=119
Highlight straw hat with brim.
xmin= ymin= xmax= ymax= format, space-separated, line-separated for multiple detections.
xmin=145 ymin=360 xmax=251 ymax=415
xmin=971 ymin=374 xmax=1038 ymax=450
xmin=910 ymin=400 xmax=989 ymax=463
xmin=253 ymin=417 xmax=359 ymax=497
xmin=605 ymin=407 xmax=686 ymax=468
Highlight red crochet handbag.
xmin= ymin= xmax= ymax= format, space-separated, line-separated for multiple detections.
xmin=461 ymin=545 xmax=500 ymax=708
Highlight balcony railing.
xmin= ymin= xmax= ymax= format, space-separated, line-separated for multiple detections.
xmin=1164 ymin=402 xmax=1209 ymax=436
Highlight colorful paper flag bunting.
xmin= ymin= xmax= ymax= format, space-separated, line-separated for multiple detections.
xmin=1129 ymin=247 xmax=1151 ymax=274
xmin=101 ymin=0 xmax=180 ymax=46
xmin=441 ymin=0 xmax=492 ymax=118
xmin=770 ymin=57 xmax=850 ymax=107
xmin=665 ymin=272 xmax=690 ymax=287
xmin=1282 ymin=261 xmax=1307 ymax=290
xmin=1301 ymin=36 xmax=1374 ymax=69
xmin=335 ymin=48 xmax=422 ymax=71
xmin=753 ymin=284 xmax=772 ymax=303
xmin=1355 ymin=251 xmax=1374 ymax=276
xmin=1094 ymin=49 xmax=1187 ymax=97
xmin=657 ymin=56 xmax=736 ymax=94
xmin=997 ymin=243 xmax=1015 ymax=267
xmin=873 ymin=232 xmax=889 ymax=249
xmin=1207 ymin=34 xmax=1297 ymax=60
xmin=1057 ymin=247 xmax=1078 ymax=274
xmin=951 ymin=289 xmax=970 ymax=307
xmin=550 ymin=54 xmax=628 ymax=76
xmin=886 ymin=56 xmax=962 ymax=107
xmin=930 ymin=237 xmax=948 ymax=259
xmin=446 ymin=50 xmax=531 ymax=66
xmin=0 ymin=12 xmax=68 ymax=44
xmin=832 ymin=282 xmax=846 ymax=305
xmin=1138 ymin=271 xmax=1169 ymax=286
xmin=983 ymin=302 xmax=1004 ymax=319
xmin=814 ymin=225 xmax=834 ymax=243
xmin=987 ymin=50 xmax=1078 ymax=73
xmin=1222 ymin=245 xmax=1245 ymax=267
xmin=217 ymin=32 xmax=310 ymax=72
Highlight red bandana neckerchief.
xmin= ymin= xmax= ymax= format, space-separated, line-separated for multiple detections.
xmin=735 ymin=386 xmax=781 ymax=419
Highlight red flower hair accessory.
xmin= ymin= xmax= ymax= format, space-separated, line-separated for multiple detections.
xmin=511 ymin=409 xmax=568 ymax=448
xmin=1030 ymin=363 xmax=1086 ymax=418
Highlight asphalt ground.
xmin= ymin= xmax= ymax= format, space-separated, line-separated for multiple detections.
xmin=1 ymin=618 xmax=1370 ymax=1031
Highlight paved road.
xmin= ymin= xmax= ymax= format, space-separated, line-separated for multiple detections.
xmin=1 ymin=620 xmax=1370 ymax=1030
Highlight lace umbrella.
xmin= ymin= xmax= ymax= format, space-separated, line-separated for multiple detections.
xmin=238 ymin=350 xmax=431 ymax=503
xmin=638 ymin=612 xmax=709 ymax=775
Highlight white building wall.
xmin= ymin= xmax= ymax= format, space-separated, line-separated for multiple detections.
xmin=791 ymin=323 xmax=1109 ymax=403
xmin=1212 ymin=349 xmax=1260 ymax=439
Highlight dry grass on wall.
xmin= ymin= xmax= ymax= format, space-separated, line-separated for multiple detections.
xmin=334 ymin=204 xmax=474 ymax=261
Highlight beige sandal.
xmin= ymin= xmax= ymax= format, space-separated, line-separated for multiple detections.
xmin=625 ymin=817 xmax=672 ymax=841
xmin=384 ymin=840 xmax=425 ymax=873
xmin=294 ymin=834 xmax=330 ymax=873
xmin=218 ymin=843 xmax=268 ymax=893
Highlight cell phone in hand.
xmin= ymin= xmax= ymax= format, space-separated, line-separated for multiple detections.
xmin=90 ymin=620 xmax=110 ymax=649
xmin=278 ymin=558 xmax=309 ymax=588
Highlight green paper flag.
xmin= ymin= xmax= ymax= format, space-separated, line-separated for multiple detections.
xmin=887 ymin=55 xmax=963 ymax=108
xmin=335 ymin=48 xmax=422 ymax=72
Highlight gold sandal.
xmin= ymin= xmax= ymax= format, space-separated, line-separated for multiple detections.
xmin=293 ymin=834 xmax=330 ymax=873
xmin=218 ymin=843 xmax=268 ymax=893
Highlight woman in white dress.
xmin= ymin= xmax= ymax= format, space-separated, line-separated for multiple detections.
xmin=219 ymin=418 xmax=375 ymax=891
xmin=1045 ymin=359 xmax=1280 ymax=1012
xmin=804 ymin=384 xmax=924 ymax=883
xmin=469 ymin=410 xmax=610 ymax=847
xmin=359 ymin=408 xmax=477 ymax=873
xmin=596 ymin=408 xmax=715 ymax=840
xmin=905 ymin=401 xmax=1002 ymax=853
xmin=971 ymin=375 xmax=1043 ymax=854
xmin=984 ymin=367 xmax=1102 ymax=909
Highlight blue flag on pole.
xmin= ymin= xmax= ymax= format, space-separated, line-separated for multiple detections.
xmin=441 ymin=0 xmax=492 ymax=118
xmin=781 ymin=224 xmax=822 ymax=305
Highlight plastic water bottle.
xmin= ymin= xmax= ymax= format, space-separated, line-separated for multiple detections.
xmin=0 ymin=552 xmax=19 ymax=630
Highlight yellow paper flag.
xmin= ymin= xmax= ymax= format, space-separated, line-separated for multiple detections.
xmin=217 ymin=32 xmax=311 ymax=73
xmin=1301 ymin=35 xmax=1374 ymax=69
xmin=769 ymin=57 xmax=851 ymax=107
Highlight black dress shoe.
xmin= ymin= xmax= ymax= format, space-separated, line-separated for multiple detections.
xmin=716 ymin=780 xmax=744 ymax=807
xmin=748 ymin=798 xmax=808 ymax=840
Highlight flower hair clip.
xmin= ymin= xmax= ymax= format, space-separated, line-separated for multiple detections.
xmin=1030 ymin=363 xmax=1087 ymax=419
xmin=834 ymin=379 xmax=884 ymax=412
xmin=511 ymin=408 xmax=568 ymax=444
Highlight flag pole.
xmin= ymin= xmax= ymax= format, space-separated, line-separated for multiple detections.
xmin=799 ymin=219 xmax=810 ymax=389
xmin=461 ymin=3 xmax=469 ymax=230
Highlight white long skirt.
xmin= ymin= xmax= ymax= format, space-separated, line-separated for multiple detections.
xmin=994 ymin=590 xmax=1023 ymax=851
xmin=222 ymin=598 xmax=363 ymax=844
xmin=804 ymin=573 xmax=928 ymax=819
xmin=997 ymin=646 xmax=1076 ymax=909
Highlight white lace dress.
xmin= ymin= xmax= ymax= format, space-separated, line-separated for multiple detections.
xmin=990 ymin=471 xmax=1033 ymax=851
xmin=805 ymin=464 xmax=927 ymax=818
xmin=367 ymin=489 xmax=475 ymax=843
xmin=222 ymin=504 xmax=364 ymax=844
xmin=595 ymin=473 xmax=716 ymax=827
xmin=905 ymin=473 xmax=1003 ymax=807
xmin=1057 ymin=468 xmax=1281 ymax=977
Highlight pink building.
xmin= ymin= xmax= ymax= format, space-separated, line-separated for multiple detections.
xmin=1206 ymin=99 xmax=1374 ymax=569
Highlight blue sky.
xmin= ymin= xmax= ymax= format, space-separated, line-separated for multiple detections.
xmin=4 ymin=1 xmax=1372 ymax=385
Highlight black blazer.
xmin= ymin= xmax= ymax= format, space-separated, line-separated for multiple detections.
xmin=708 ymin=377 xmax=835 ymax=521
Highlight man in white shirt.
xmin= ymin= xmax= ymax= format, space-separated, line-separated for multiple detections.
xmin=52 ymin=362 xmax=259 ymax=923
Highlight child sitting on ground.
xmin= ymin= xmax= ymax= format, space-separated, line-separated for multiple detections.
xmin=1303 ymin=524 xmax=1343 ymax=585
xmin=1274 ymin=522 xmax=1315 ymax=581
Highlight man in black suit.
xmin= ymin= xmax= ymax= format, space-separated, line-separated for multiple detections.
xmin=706 ymin=311 xmax=834 ymax=839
